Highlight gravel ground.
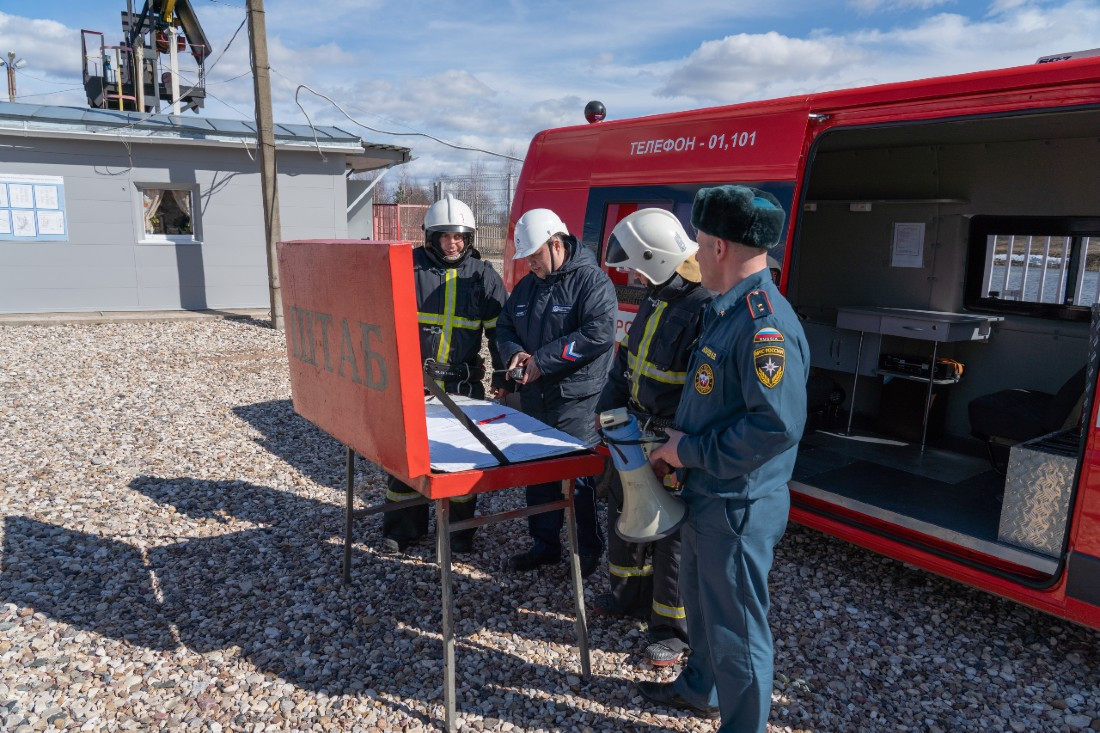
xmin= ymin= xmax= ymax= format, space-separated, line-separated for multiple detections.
xmin=1 ymin=317 xmax=1098 ymax=733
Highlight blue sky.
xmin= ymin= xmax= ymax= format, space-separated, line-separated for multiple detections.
xmin=3 ymin=0 xmax=1099 ymax=178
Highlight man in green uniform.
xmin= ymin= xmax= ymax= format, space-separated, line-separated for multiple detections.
xmin=641 ymin=185 xmax=809 ymax=732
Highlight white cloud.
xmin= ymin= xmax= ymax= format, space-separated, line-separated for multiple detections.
xmin=7 ymin=1 xmax=1100 ymax=180
xmin=658 ymin=32 xmax=863 ymax=103
xmin=848 ymin=0 xmax=957 ymax=12
xmin=655 ymin=1 xmax=1100 ymax=106
xmin=0 ymin=11 xmax=83 ymax=103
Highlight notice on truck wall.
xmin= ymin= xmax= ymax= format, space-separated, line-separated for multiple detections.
xmin=891 ymin=222 xmax=925 ymax=268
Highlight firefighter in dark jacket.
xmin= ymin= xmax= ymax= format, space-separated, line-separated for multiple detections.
xmin=641 ymin=186 xmax=809 ymax=732
xmin=593 ymin=208 xmax=712 ymax=667
xmin=493 ymin=208 xmax=617 ymax=577
xmin=382 ymin=194 xmax=507 ymax=554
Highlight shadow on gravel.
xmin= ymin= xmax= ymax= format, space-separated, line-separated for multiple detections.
xmin=232 ymin=400 xmax=350 ymax=490
xmin=1 ymin=476 xmax=665 ymax=731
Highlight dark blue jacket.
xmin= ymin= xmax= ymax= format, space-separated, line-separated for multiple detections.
xmin=596 ymin=274 xmax=712 ymax=420
xmin=496 ymin=236 xmax=617 ymax=399
xmin=414 ymin=246 xmax=507 ymax=390
xmin=674 ymin=269 xmax=809 ymax=500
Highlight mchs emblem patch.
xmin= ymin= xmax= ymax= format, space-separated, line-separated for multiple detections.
xmin=753 ymin=328 xmax=785 ymax=388
xmin=694 ymin=363 xmax=715 ymax=395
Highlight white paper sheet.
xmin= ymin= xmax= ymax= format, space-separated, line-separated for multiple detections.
xmin=891 ymin=222 xmax=925 ymax=268
xmin=425 ymin=395 xmax=591 ymax=472
xmin=0 ymin=210 xmax=10 ymax=235
xmin=33 ymin=185 xmax=59 ymax=209
xmin=11 ymin=210 xmax=36 ymax=236
xmin=36 ymin=210 xmax=65 ymax=235
xmin=8 ymin=184 xmax=33 ymax=209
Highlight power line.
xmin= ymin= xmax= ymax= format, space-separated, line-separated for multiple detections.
xmin=15 ymin=88 xmax=85 ymax=100
xmin=287 ymin=79 xmax=523 ymax=162
xmin=204 ymin=17 xmax=248 ymax=75
xmin=11 ymin=71 xmax=74 ymax=86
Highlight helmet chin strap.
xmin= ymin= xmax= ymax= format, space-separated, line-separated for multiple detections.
xmin=548 ymin=239 xmax=561 ymax=275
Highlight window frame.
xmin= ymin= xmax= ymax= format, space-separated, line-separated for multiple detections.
xmin=136 ymin=183 xmax=201 ymax=245
xmin=965 ymin=215 xmax=1100 ymax=322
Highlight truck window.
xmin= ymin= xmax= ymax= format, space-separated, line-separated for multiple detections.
xmin=599 ymin=201 xmax=674 ymax=289
xmin=583 ymin=182 xmax=795 ymax=290
xmin=965 ymin=216 xmax=1100 ymax=321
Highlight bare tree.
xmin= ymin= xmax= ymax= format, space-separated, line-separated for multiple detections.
xmin=394 ymin=168 xmax=431 ymax=205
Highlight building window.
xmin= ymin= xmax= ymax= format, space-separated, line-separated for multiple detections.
xmin=140 ymin=186 xmax=198 ymax=242
xmin=965 ymin=216 xmax=1100 ymax=322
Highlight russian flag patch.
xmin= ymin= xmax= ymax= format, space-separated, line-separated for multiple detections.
xmin=562 ymin=341 xmax=581 ymax=361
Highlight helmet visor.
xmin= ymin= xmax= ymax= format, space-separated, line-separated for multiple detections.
xmin=605 ymin=233 xmax=629 ymax=266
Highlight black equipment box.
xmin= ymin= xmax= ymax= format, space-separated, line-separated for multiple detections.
xmin=879 ymin=354 xmax=963 ymax=381
xmin=876 ymin=375 xmax=951 ymax=443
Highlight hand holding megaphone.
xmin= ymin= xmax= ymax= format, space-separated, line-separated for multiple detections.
xmin=648 ymin=428 xmax=684 ymax=471
xmin=599 ymin=411 xmax=686 ymax=543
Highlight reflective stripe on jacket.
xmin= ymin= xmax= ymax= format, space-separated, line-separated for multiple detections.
xmin=413 ymin=247 xmax=507 ymax=389
xmin=596 ymin=277 xmax=712 ymax=420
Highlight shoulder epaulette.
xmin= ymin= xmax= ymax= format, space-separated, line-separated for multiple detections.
xmin=745 ymin=289 xmax=773 ymax=319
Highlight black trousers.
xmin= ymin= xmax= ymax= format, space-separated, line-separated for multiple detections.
xmin=519 ymin=386 xmax=604 ymax=559
xmin=606 ymin=471 xmax=688 ymax=645
xmin=381 ymin=474 xmax=477 ymax=544
xmin=382 ymin=378 xmax=483 ymax=543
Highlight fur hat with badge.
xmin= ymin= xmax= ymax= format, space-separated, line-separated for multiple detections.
xmin=690 ymin=185 xmax=786 ymax=249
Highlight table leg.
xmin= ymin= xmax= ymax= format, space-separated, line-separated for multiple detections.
xmin=845 ymin=330 xmax=866 ymax=436
xmin=562 ymin=479 xmax=591 ymax=679
xmin=436 ymin=498 xmax=457 ymax=731
xmin=343 ymin=446 xmax=354 ymax=585
xmin=920 ymin=342 xmax=938 ymax=450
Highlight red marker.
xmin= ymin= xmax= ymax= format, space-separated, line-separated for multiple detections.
xmin=477 ymin=413 xmax=508 ymax=425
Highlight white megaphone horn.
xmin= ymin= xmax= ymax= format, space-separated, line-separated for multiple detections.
xmin=599 ymin=409 xmax=687 ymax=543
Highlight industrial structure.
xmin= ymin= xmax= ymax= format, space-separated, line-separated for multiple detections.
xmin=81 ymin=0 xmax=212 ymax=113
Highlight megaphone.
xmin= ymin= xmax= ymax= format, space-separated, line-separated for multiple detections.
xmin=600 ymin=409 xmax=687 ymax=543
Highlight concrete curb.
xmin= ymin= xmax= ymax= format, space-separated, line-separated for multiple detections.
xmin=0 ymin=308 xmax=272 ymax=328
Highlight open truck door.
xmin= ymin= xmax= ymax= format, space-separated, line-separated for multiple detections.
xmin=506 ymin=56 xmax=1100 ymax=628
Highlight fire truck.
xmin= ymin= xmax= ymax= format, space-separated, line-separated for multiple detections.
xmin=503 ymin=53 xmax=1100 ymax=629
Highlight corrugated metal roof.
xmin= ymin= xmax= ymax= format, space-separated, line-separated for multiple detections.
xmin=0 ymin=102 xmax=411 ymax=165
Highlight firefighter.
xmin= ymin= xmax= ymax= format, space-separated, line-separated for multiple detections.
xmin=382 ymin=194 xmax=507 ymax=554
xmin=493 ymin=208 xmax=617 ymax=577
xmin=593 ymin=208 xmax=712 ymax=667
xmin=641 ymin=186 xmax=809 ymax=732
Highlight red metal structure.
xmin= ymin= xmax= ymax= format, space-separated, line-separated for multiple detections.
xmin=371 ymin=204 xmax=428 ymax=243
xmin=505 ymin=55 xmax=1100 ymax=629
xmin=276 ymin=239 xmax=605 ymax=731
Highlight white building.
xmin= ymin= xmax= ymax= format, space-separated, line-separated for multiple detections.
xmin=0 ymin=102 xmax=409 ymax=313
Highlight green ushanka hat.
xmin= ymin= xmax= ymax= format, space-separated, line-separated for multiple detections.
xmin=690 ymin=185 xmax=786 ymax=249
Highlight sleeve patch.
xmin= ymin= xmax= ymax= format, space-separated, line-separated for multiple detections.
xmin=753 ymin=327 xmax=784 ymax=344
xmin=754 ymin=345 xmax=785 ymax=388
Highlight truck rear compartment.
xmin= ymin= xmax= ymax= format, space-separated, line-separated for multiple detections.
xmin=786 ymin=105 xmax=1100 ymax=578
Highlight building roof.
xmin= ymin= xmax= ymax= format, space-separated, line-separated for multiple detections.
xmin=0 ymin=102 xmax=411 ymax=171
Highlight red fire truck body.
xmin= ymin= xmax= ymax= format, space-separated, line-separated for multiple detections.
xmin=503 ymin=56 xmax=1100 ymax=628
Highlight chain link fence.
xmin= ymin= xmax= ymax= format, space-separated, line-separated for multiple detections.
xmin=371 ymin=174 xmax=516 ymax=260
xmin=435 ymin=174 xmax=516 ymax=258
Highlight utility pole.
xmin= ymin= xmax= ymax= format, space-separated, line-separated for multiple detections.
xmin=246 ymin=0 xmax=283 ymax=330
xmin=1 ymin=52 xmax=27 ymax=103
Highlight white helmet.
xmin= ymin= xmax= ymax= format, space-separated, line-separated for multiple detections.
xmin=513 ymin=208 xmax=568 ymax=259
xmin=424 ymin=194 xmax=476 ymax=261
xmin=606 ymin=208 xmax=698 ymax=285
